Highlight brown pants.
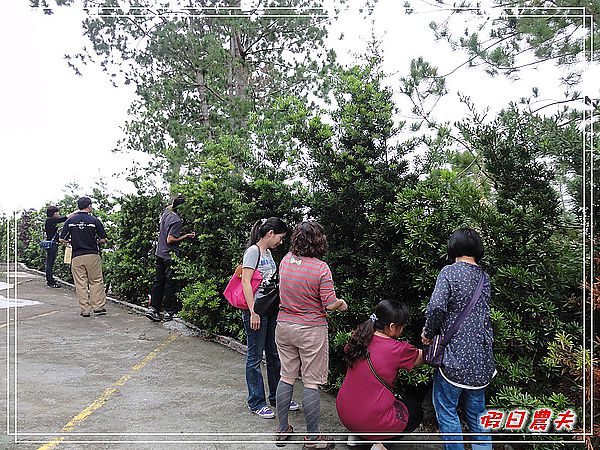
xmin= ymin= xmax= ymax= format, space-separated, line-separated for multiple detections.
xmin=71 ymin=254 xmax=107 ymax=312
xmin=276 ymin=322 xmax=329 ymax=385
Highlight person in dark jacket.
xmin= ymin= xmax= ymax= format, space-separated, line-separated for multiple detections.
xmin=145 ymin=195 xmax=195 ymax=322
xmin=44 ymin=206 xmax=68 ymax=288
xmin=59 ymin=197 xmax=108 ymax=317
xmin=422 ymin=228 xmax=495 ymax=450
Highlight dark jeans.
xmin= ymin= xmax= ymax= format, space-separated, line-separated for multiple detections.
xmin=242 ymin=309 xmax=281 ymax=411
xmin=149 ymin=257 xmax=179 ymax=313
xmin=45 ymin=244 xmax=58 ymax=284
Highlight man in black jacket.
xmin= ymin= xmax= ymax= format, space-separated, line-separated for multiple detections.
xmin=59 ymin=197 xmax=108 ymax=317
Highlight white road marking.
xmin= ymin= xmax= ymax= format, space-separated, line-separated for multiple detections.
xmin=0 ymin=295 xmax=41 ymax=309
xmin=4 ymin=272 xmax=41 ymax=279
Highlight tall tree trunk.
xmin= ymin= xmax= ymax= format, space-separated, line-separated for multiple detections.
xmin=229 ymin=0 xmax=249 ymax=128
xmin=196 ymin=70 xmax=213 ymax=140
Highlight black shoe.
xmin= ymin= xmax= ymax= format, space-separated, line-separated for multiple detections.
xmin=80 ymin=311 xmax=91 ymax=317
xmin=93 ymin=308 xmax=107 ymax=316
xmin=162 ymin=311 xmax=176 ymax=322
xmin=47 ymin=283 xmax=61 ymax=288
xmin=145 ymin=307 xmax=160 ymax=322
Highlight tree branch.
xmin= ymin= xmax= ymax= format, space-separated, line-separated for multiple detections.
xmin=529 ymin=97 xmax=583 ymax=114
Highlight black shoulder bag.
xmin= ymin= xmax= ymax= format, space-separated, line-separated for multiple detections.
xmin=366 ymin=352 xmax=400 ymax=400
xmin=252 ymin=250 xmax=280 ymax=316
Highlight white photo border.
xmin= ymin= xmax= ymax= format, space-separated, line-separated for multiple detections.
xmin=6 ymin=3 xmax=595 ymax=446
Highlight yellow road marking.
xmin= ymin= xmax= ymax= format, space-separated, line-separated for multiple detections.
xmin=37 ymin=333 xmax=178 ymax=449
xmin=29 ymin=310 xmax=59 ymax=320
xmin=0 ymin=310 xmax=59 ymax=328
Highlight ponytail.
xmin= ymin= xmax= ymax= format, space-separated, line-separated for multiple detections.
xmin=247 ymin=219 xmax=265 ymax=248
xmin=344 ymin=299 xmax=410 ymax=368
xmin=246 ymin=217 xmax=289 ymax=248
xmin=344 ymin=319 xmax=376 ymax=368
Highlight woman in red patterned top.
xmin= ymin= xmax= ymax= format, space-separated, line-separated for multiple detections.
xmin=336 ymin=300 xmax=424 ymax=450
xmin=274 ymin=221 xmax=348 ymax=449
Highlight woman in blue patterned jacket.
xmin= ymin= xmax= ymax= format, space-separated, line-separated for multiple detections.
xmin=422 ymin=228 xmax=495 ymax=450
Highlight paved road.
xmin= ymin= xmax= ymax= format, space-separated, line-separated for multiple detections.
xmin=0 ymin=265 xmax=441 ymax=449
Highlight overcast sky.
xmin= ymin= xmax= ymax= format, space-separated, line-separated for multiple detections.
xmin=1 ymin=0 xmax=597 ymax=213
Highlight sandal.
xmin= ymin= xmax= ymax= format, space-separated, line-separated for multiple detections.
xmin=275 ymin=424 xmax=294 ymax=447
xmin=302 ymin=435 xmax=335 ymax=449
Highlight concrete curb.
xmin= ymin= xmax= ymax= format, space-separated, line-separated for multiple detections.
xmin=18 ymin=263 xmax=248 ymax=356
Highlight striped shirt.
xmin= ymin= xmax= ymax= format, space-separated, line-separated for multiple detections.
xmin=278 ymin=252 xmax=338 ymax=326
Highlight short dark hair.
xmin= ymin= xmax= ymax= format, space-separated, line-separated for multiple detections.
xmin=289 ymin=221 xmax=328 ymax=258
xmin=172 ymin=195 xmax=186 ymax=209
xmin=448 ymin=227 xmax=484 ymax=262
xmin=77 ymin=197 xmax=92 ymax=210
xmin=46 ymin=206 xmax=59 ymax=217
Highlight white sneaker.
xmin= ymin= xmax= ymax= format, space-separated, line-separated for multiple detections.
xmin=347 ymin=435 xmax=362 ymax=447
xmin=370 ymin=443 xmax=387 ymax=450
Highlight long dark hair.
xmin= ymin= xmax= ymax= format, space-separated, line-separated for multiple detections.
xmin=246 ymin=217 xmax=288 ymax=248
xmin=345 ymin=300 xmax=410 ymax=368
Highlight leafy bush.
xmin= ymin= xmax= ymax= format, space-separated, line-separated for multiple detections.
xmin=170 ymin=148 xmax=303 ymax=340
xmin=102 ymin=192 xmax=165 ymax=304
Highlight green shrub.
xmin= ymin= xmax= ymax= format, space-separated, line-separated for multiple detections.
xmin=103 ymin=193 xmax=165 ymax=304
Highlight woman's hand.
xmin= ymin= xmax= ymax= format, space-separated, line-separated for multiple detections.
xmin=250 ymin=310 xmax=261 ymax=330
xmin=421 ymin=329 xmax=431 ymax=346
xmin=326 ymin=299 xmax=347 ymax=312
xmin=413 ymin=348 xmax=424 ymax=367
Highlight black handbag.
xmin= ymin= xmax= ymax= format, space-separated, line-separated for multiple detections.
xmin=253 ymin=272 xmax=280 ymax=316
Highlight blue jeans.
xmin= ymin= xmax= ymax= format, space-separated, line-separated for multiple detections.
xmin=242 ymin=310 xmax=281 ymax=411
xmin=432 ymin=371 xmax=492 ymax=450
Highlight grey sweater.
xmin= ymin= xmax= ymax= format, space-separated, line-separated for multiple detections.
xmin=424 ymin=261 xmax=495 ymax=388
